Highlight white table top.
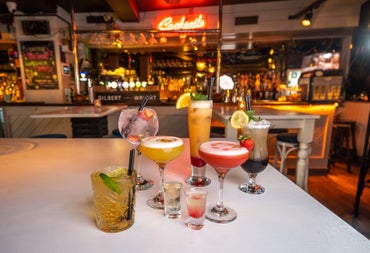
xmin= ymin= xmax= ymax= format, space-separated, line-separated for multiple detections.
xmin=0 ymin=138 xmax=369 ymax=253
xmin=29 ymin=105 xmax=127 ymax=118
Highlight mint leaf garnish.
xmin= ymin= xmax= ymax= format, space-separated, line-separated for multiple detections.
xmin=245 ymin=110 xmax=255 ymax=119
xmin=191 ymin=92 xmax=208 ymax=101
xmin=99 ymin=173 xmax=121 ymax=194
xmin=245 ymin=110 xmax=261 ymax=121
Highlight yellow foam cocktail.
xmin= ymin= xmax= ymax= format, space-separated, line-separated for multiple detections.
xmin=139 ymin=136 xmax=184 ymax=209
xmin=140 ymin=136 xmax=184 ymax=165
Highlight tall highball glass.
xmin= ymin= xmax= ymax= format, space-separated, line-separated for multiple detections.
xmin=186 ymin=100 xmax=213 ymax=187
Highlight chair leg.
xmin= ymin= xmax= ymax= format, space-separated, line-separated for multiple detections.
xmin=280 ymin=144 xmax=287 ymax=175
xmin=345 ymin=131 xmax=351 ymax=173
xmin=274 ymin=145 xmax=279 ymax=168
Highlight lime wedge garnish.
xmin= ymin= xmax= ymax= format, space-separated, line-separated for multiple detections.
xmin=99 ymin=173 xmax=121 ymax=194
xmin=106 ymin=167 xmax=125 ymax=178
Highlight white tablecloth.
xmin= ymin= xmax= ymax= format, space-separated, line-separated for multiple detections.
xmin=0 ymin=138 xmax=369 ymax=253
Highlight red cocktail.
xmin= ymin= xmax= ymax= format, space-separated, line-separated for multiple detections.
xmin=199 ymin=141 xmax=249 ymax=223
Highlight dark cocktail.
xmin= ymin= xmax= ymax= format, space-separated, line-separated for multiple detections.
xmin=239 ymin=119 xmax=271 ymax=194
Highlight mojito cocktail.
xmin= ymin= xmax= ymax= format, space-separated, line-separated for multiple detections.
xmin=91 ymin=166 xmax=136 ymax=232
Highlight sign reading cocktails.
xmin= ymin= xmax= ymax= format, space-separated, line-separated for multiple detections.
xmin=157 ymin=14 xmax=206 ymax=31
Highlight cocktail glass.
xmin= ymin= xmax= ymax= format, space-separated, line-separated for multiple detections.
xmin=186 ymin=100 xmax=213 ymax=187
xmin=139 ymin=136 xmax=184 ymax=209
xmin=118 ymin=108 xmax=159 ymax=190
xmin=90 ymin=166 xmax=136 ymax=232
xmin=199 ymin=141 xmax=249 ymax=223
xmin=239 ymin=119 xmax=271 ymax=194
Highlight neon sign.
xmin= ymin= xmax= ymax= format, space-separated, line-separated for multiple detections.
xmin=157 ymin=14 xmax=206 ymax=31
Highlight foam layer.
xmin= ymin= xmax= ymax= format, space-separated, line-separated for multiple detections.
xmin=199 ymin=141 xmax=248 ymax=156
xmin=247 ymin=119 xmax=271 ymax=128
xmin=140 ymin=136 xmax=183 ymax=148
xmin=190 ymin=100 xmax=213 ymax=108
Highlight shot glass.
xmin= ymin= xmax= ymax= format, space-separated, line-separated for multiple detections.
xmin=91 ymin=165 xmax=136 ymax=232
xmin=186 ymin=188 xmax=207 ymax=230
xmin=163 ymin=181 xmax=183 ymax=219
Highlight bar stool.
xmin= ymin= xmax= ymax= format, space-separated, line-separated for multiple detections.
xmin=328 ymin=120 xmax=357 ymax=173
xmin=273 ymin=133 xmax=299 ymax=176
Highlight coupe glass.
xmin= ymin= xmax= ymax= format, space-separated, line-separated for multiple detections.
xmin=118 ymin=108 xmax=159 ymax=190
xmin=186 ymin=100 xmax=213 ymax=187
xmin=199 ymin=141 xmax=249 ymax=223
xmin=139 ymin=136 xmax=184 ymax=209
xmin=239 ymin=119 xmax=271 ymax=194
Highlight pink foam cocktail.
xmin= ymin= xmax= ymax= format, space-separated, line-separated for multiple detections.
xmin=199 ymin=141 xmax=250 ymax=174
xmin=199 ymin=141 xmax=249 ymax=223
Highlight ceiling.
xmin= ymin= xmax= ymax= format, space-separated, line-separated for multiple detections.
xmin=0 ymin=0 xmax=346 ymax=68
xmin=0 ymin=0 xmax=294 ymax=22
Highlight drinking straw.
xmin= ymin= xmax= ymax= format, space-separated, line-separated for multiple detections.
xmin=208 ymin=77 xmax=215 ymax=100
xmin=121 ymin=95 xmax=150 ymax=137
xmin=246 ymin=93 xmax=251 ymax=111
xmin=138 ymin=94 xmax=151 ymax=111
xmin=128 ymin=148 xmax=135 ymax=176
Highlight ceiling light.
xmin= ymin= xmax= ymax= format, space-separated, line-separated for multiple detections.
xmin=196 ymin=61 xmax=207 ymax=72
xmin=301 ymin=11 xmax=313 ymax=27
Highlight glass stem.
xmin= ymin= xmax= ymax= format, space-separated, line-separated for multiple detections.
xmin=216 ymin=172 xmax=226 ymax=211
xmin=191 ymin=165 xmax=206 ymax=177
xmin=248 ymin=173 xmax=257 ymax=187
xmin=157 ymin=164 xmax=166 ymax=200
xmin=135 ymin=148 xmax=143 ymax=178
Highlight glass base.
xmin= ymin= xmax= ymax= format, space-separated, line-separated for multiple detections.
xmin=185 ymin=176 xmax=211 ymax=187
xmin=135 ymin=177 xmax=154 ymax=191
xmin=187 ymin=222 xmax=205 ymax=230
xmin=147 ymin=195 xmax=164 ymax=210
xmin=206 ymin=205 xmax=237 ymax=224
xmin=239 ymin=183 xmax=265 ymax=194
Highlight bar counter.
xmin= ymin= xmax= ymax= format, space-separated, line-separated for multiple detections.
xmin=0 ymin=138 xmax=369 ymax=253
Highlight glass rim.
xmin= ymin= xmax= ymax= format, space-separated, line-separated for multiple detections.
xmin=186 ymin=187 xmax=207 ymax=195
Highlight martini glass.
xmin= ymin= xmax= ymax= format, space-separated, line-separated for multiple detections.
xmin=199 ymin=141 xmax=249 ymax=223
xmin=118 ymin=107 xmax=159 ymax=190
xmin=239 ymin=119 xmax=271 ymax=194
xmin=139 ymin=136 xmax=184 ymax=209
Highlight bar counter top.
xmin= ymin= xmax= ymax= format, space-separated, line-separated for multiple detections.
xmin=0 ymin=100 xmax=337 ymax=107
xmin=1 ymin=138 xmax=369 ymax=253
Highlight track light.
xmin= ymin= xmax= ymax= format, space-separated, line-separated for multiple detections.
xmin=301 ymin=11 xmax=313 ymax=27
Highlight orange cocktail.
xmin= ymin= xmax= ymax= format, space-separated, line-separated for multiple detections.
xmin=187 ymin=99 xmax=213 ymax=186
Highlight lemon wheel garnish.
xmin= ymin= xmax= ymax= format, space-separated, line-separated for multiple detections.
xmin=230 ymin=110 xmax=249 ymax=129
xmin=176 ymin=92 xmax=191 ymax=109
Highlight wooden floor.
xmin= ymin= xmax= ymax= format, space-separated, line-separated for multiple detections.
xmin=298 ymin=161 xmax=370 ymax=240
